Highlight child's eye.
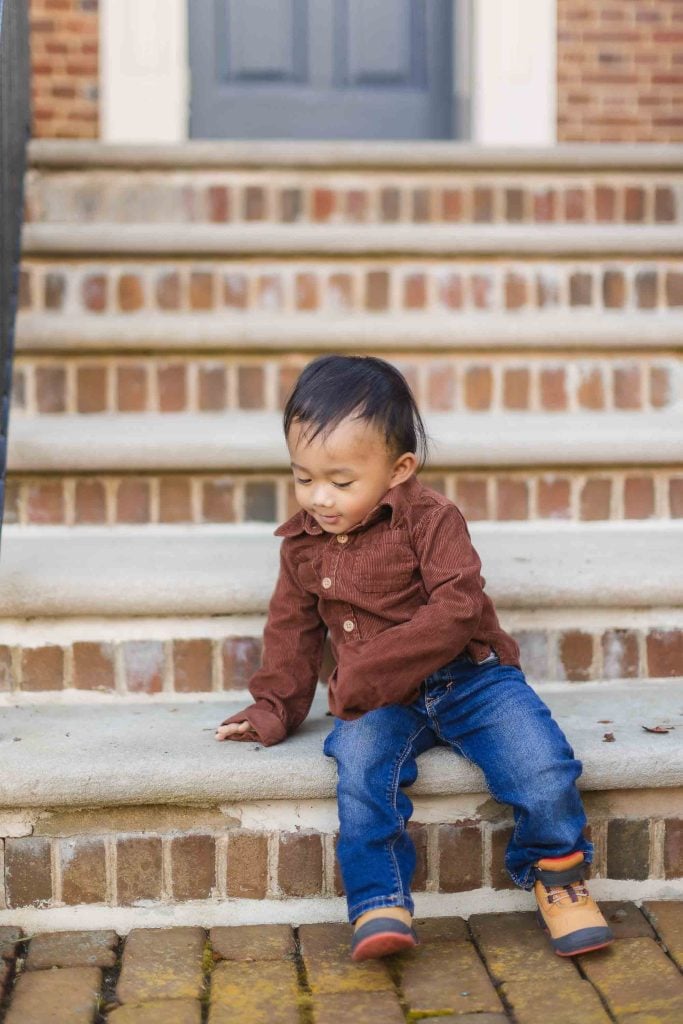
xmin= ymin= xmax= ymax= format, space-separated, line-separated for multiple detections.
xmin=294 ymin=478 xmax=352 ymax=489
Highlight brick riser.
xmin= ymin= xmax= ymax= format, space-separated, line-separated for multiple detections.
xmin=6 ymin=468 xmax=683 ymax=527
xmin=17 ymin=258 xmax=683 ymax=318
xmin=23 ymin=170 xmax=683 ymax=225
xmin=1 ymin=797 xmax=681 ymax=912
xmin=0 ymin=625 xmax=681 ymax=695
xmin=10 ymin=352 xmax=680 ymax=417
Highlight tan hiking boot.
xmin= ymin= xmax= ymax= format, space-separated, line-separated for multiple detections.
xmin=533 ymin=850 xmax=614 ymax=956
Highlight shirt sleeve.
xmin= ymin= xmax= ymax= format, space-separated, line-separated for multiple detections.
xmin=219 ymin=539 xmax=327 ymax=746
xmin=332 ymin=504 xmax=486 ymax=716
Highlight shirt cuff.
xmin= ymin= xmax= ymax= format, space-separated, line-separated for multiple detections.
xmin=219 ymin=702 xmax=288 ymax=747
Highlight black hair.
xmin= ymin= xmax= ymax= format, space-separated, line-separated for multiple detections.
xmin=282 ymin=354 xmax=431 ymax=472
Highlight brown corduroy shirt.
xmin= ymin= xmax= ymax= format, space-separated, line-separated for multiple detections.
xmin=220 ymin=472 xmax=521 ymax=746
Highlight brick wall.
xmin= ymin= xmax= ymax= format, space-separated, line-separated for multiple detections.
xmin=29 ymin=0 xmax=99 ymax=139
xmin=558 ymin=0 xmax=683 ymax=142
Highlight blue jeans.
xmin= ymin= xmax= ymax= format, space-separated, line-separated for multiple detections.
xmin=323 ymin=648 xmax=593 ymax=923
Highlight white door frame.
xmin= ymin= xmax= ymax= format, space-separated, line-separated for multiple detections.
xmin=99 ymin=0 xmax=556 ymax=145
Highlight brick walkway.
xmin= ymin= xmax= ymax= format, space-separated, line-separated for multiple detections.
xmin=0 ymin=902 xmax=681 ymax=1023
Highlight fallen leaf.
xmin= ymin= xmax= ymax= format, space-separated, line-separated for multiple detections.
xmin=597 ymin=719 xmax=612 ymax=724
xmin=642 ymin=725 xmax=674 ymax=734
xmin=603 ymin=732 xmax=616 ymax=742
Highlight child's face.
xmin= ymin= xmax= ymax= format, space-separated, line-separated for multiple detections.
xmin=287 ymin=415 xmax=417 ymax=534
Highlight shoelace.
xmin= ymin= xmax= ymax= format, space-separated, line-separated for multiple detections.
xmin=544 ymin=881 xmax=590 ymax=905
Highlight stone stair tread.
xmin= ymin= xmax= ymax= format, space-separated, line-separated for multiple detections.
xmin=0 ymin=522 xmax=680 ymax=617
xmin=16 ymin=310 xmax=683 ymax=353
xmin=27 ymin=138 xmax=683 ymax=169
xmin=21 ymin=222 xmax=683 ymax=257
xmin=8 ymin=410 xmax=683 ymax=472
xmin=0 ymin=682 xmax=681 ymax=807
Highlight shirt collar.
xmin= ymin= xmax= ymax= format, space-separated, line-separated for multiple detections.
xmin=273 ymin=473 xmax=419 ymax=538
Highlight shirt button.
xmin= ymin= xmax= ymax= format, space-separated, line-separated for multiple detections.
xmin=343 ymin=619 xmax=355 ymax=632
xmin=322 ymin=577 xmax=332 ymax=589
xmin=336 ymin=534 xmax=348 ymax=544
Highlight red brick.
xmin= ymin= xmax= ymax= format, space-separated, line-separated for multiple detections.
xmin=157 ymin=363 xmax=187 ymax=412
xmin=580 ymin=477 xmax=612 ymax=520
xmin=504 ymin=273 xmax=527 ymax=309
xmin=496 ymin=478 xmax=529 ymax=520
xmin=171 ymin=835 xmax=215 ymax=900
xmin=5 ymin=837 xmax=52 ymax=907
xmin=607 ymin=820 xmax=650 ymax=880
xmin=72 ymin=641 xmax=116 ymax=691
xmin=313 ymin=188 xmax=335 ymax=221
xmin=244 ymin=186 xmax=265 ymax=220
xmin=564 ymin=188 xmax=586 ymax=220
xmin=73 ymin=478 xmax=106 ymax=524
xmin=118 ymin=274 xmax=144 ymax=312
xmin=327 ymin=272 xmax=353 ymax=310
xmin=663 ymin=820 xmax=683 ymax=878
xmin=60 ymin=838 xmax=107 ymax=904
xmin=577 ymin=365 xmax=605 ymax=409
xmin=159 ymin=476 xmax=192 ymax=523
xmin=345 ymin=189 xmax=367 ymax=222
xmin=404 ymin=272 xmax=427 ymax=309
xmin=380 ymin=187 xmax=400 ymax=221
xmin=116 ymin=365 xmax=148 ymax=412
xmin=533 ymin=188 xmax=556 ymax=222
xmin=116 ymin=478 xmax=150 ymax=524
xmin=223 ymin=272 xmax=248 ymax=308
xmin=295 ymin=272 xmax=318 ymax=311
xmin=256 ymin=274 xmax=282 ymax=310
xmin=635 ymin=270 xmax=658 ymax=309
xmin=173 ymin=638 xmax=213 ymax=692
xmin=654 ymin=187 xmax=676 ymax=222
xmin=490 ymin=827 xmax=516 ymax=889
xmin=21 ymin=645 xmax=63 ymax=691
xmin=471 ymin=273 xmax=493 ymax=309
xmin=123 ymin=640 xmax=164 ymax=694
xmin=208 ymin=185 xmax=231 ymax=223
xmin=0 ymin=645 xmax=15 ymax=692
xmin=437 ymin=271 xmax=463 ymax=309
xmin=537 ymin=477 xmax=571 ymax=519
xmin=624 ymin=475 xmax=655 ymax=518
xmin=539 ymin=367 xmax=568 ymax=410
xmin=602 ymin=629 xmax=640 ymax=679
xmin=202 ymin=478 xmax=235 ymax=522
xmin=198 ymin=364 xmax=226 ymax=411
xmin=464 ymin=366 xmax=492 ymax=410
xmin=156 ymin=271 xmax=181 ymax=310
xmin=427 ymin=363 xmax=455 ymax=410
xmin=624 ymin=186 xmax=646 ymax=222
xmin=237 ymin=365 xmax=264 ymax=409
xmin=25 ymin=480 xmax=64 ymax=524
xmin=665 ymin=272 xmax=683 ymax=306
xmin=614 ymin=364 xmax=642 ymax=409
xmin=603 ymin=270 xmax=626 ymax=307
xmin=473 ymin=187 xmax=494 ymax=222
xmin=650 ymin=365 xmax=673 ymax=407
xmin=77 ymin=365 xmax=107 ymax=412
xmin=438 ymin=824 xmax=482 ymax=892
xmin=456 ymin=478 xmax=489 ymax=521
xmin=570 ymin=272 xmax=593 ymax=306
xmin=278 ymin=833 xmax=323 ymax=896
xmin=412 ymin=188 xmax=431 ymax=221
xmin=116 ymin=837 xmax=162 ymax=905
xmin=226 ymin=832 xmax=268 ymax=898
xmin=81 ymin=273 xmax=107 ymax=312
xmin=365 ymin=270 xmax=389 ymax=310
xmin=670 ymin=477 xmax=683 ymax=518
xmin=647 ymin=629 xmax=683 ymax=677
xmin=407 ymin=821 xmax=428 ymax=891
xmin=222 ymin=636 xmax=262 ymax=689
xmin=36 ymin=366 xmax=66 ymax=412
xmin=502 ymin=367 xmax=530 ymax=409
xmin=505 ymin=188 xmax=525 ymax=221
xmin=19 ymin=268 xmax=32 ymax=309
xmin=442 ymin=188 xmax=464 ymax=221
xmin=190 ymin=271 xmax=214 ymax=310
xmin=595 ymin=185 xmax=616 ymax=221
xmin=559 ymin=630 xmax=594 ymax=681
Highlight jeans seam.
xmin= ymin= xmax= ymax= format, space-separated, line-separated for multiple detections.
xmin=348 ymin=892 xmax=415 ymax=922
xmin=385 ymin=723 xmax=428 ymax=903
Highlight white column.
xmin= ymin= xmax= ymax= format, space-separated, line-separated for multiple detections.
xmin=472 ymin=0 xmax=556 ymax=145
xmin=100 ymin=0 xmax=188 ymax=143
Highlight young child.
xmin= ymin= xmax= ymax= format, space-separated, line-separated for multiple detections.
xmin=215 ymin=354 xmax=613 ymax=962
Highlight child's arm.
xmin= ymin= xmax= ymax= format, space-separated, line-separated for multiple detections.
xmin=215 ymin=539 xmax=326 ymax=746
xmin=332 ymin=504 xmax=486 ymax=715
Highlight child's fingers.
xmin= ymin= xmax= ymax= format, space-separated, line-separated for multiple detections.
xmin=215 ymin=721 xmax=253 ymax=740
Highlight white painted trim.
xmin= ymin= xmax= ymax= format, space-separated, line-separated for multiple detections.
xmin=472 ymin=0 xmax=556 ymax=145
xmin=99 ymin=0 xmax=189 ymax=143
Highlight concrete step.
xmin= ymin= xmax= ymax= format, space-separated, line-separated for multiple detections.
xmin=8 ymin=411 xmax=683 ymax=473
xmin=26 ymin=139 xmax=683 ymax=228
xmin=20 ymin=222 xmax=683 ymax=258
xmin=0 ymin=522 xmax=680 ymax=619
xmin=15 ymin=309 xmax=683 ymax=354
xmin=0 ymin=681 xmax=682 ymax=929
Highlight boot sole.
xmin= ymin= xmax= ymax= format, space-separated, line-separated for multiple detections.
xmin=536 ymin=911 xmax=614 ymax=956
xmin=351 ymin=931 xmax=418 ymax=961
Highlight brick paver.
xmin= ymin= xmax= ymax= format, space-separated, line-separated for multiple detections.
xmin=644 ymin=900 xmax=683 ymax=970
xmin=108 ymin=999 xmax=201 ymax=1024
xmin=116 ymin=927 xmax=205 ymax=1003
xmin=209 ymin=960 xmax=300 ymax=1024
xmin=26 ymin=929 xmax=117 ymax=969
xmin=0 ymin=903 xmax=680 ymax=1020
xmin=5 ymin=965 xmax=101 ymax=1024
xmin=578 ymin=936 xmax=683 ymax=1021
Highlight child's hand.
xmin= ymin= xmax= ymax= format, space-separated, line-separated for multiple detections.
xmin=215 ymin=720 xmax=254 ymax=741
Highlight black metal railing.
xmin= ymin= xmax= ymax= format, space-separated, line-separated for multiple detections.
xmin=0 ymin=0 xmax=30 ymax=551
